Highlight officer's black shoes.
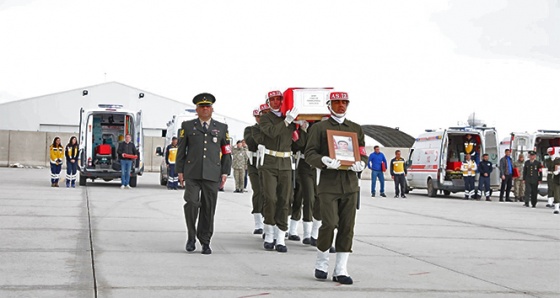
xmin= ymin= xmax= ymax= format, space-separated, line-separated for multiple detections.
xmin=394 ymin=195 xmax=399 ymax=198
xmin=302 ymin=238 xmax=311 ymax=245
xmin=554 ymin=210 xmax=559 ymax=215
xmin=546 ymin=204 xmax=553 ymax=208
xmin=524 ymin=203 xmax=529 ymax=207
xmin=333 ymin=275 xmax=353 ymax=285
xmin=275 ymin=244 xmax=287 ymax=253
xmin=201 ymin=244 xmax=212 ymax=255
xmin=486 ymin=198 xmax=492 ymax=201
xmin=314 ymin=269 xmax=327 ymax=280
xmin=329 ymin=246 xmax=336 ymax=253
xmin=499 ymin=199 xmax=504 ymax=202
xmin=310 ymin=237 xmax=317 ymax=247
xmin=380 ymin=193 xmax=386 ymax=198
xmin=506 ymin=199 xmax=513 ymax=202
xmin=264 ymin=241 xmax=275 ymax=250
xmin=185 ymin=240 xmax=196 ymax=252
xmin=288 ymin=234 xmax=301 ymax=241
xmin=253 ymin=228 xmax=263 ymax=235
xmin=401 ymin=195 xmax=406 ymax=199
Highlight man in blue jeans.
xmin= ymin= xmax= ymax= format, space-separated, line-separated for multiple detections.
xmin=368 ymin=146 xmax=387 ymax=197
xmin=117 ymin=134 xmax=138 ymax=189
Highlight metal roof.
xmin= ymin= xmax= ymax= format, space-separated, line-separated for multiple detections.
xmin=361 ymin=125 xmax=415 ymax=148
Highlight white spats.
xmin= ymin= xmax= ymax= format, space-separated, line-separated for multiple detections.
xmin=315 ymin=249 xmax=330 ymax=272
xmin=334 ymin=252 xmax=350 ymax=276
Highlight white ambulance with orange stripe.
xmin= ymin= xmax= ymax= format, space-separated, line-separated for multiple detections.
xmin=406 ymin=126 xmax=500 ymax=197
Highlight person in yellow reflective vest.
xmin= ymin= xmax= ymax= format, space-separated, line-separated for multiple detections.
xmin=165 ymin=137 xmax=179 ymax=190
xmin=390 ymin=150 xmax=407 ymax=198
xmin=461 ymin=153 xmax=477 ymax=200
xmin=49 ymin=136 xmax=64 ymax=187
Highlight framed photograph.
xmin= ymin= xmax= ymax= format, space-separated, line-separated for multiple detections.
xmin=326 ymin=130 xmax=360 ymax=166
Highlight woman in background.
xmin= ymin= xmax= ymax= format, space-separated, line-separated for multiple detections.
xmin=49 ymin=137 xmax=64 ymax=187
xmin=65 ymin=136 xmax=79 ymax=188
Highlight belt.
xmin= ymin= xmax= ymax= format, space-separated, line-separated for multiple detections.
xmin=264 ymin=149 xmax=292 ymax=158
xmin=248 ymin=151 xmax=258 ymax=157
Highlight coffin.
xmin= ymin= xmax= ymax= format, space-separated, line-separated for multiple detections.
xmin=281 ymin=87 xmax=333 ymax=121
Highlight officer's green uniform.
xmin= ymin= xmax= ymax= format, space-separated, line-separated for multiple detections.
xmin=544 ymin=157 xmax=556 ymax=200
xmin=292 ymin=126 xmax=318 ymax=223
xmin=176 ymin=95 xmax=232 ymax=248
xmin=244 ymin=124 xmax=262 ymax=214
xmin=552 ymin=157 xmax=560 ymax=204
xmin=304 ymin=117 xmax=368 ymax=253
xmin=258 ymin=110 xmax=296 ymax=231
xmin=522 ymin=157 xmax=542 ymax=207
xmin=290 ymin=127 xmax=307 ymax=221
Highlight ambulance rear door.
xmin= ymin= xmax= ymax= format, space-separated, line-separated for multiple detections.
xmin=438 ymin=130 xmax=448 ymax=185
xmin=135 ymin=110 xmax=144 ymax=174
xmin=483 ymin=129 xmax=500 ymax=186
xmin=511 ymin=132 xmax=531 ymax=162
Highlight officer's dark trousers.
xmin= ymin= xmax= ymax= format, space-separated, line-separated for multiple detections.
xmin=247 ymin=164 xmax=262 ymax=214
xmin=183 ymin=178 xmax=219 ymax=245
xmin=499 ymin=175 xmax=513 ymax=200
xmin=478 ymin=176 xmax=491 ymax=198
xmin=393 ymin=174 xmax=406 ymax=196
xmin=317 ymin=191 xmax=357 ymax=253
xmin=524 ymin=181 xmax=539 ymax=207
xmin=261 ymin=168 xmax=292 ymax=231
xmin=291 ymin=161 xmax=318 ymax=222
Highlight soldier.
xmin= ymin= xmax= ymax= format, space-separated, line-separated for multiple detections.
xmin=550 ymin=147 xmax=560 ymax=214
xmin=544 ymin=147 xmax=556 ymax=208
xmin=513 ymin=154 xmax=525 ymax=202
xmin=257 ymin=90 xmax=300 ymax=253
xmin=522 ymin=151 xmax=542 ymax=208
xmin=478 ymin=153 xmax=493 ymax=201
xmin=305 ymin=91 xmax=368 ymax=285
xmin=232 ymin=140 xmax=248 ymax=193
xmin=177 ymin=93 xmax=232 ymax=255
xmin=244 ymin=104 xmax=269 ymax=234
xmin=165 ymin=137 xmax=179 ymax=190
xmin=461 ymin=153 xmax=477 ymax=200
xmin=288 ymin=121 xmax=310 ymax=241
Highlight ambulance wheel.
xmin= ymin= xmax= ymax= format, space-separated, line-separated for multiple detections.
xmin=160 ymin=172 xmax=167 ymax=186
xmin=443 ymin=190 xmax=451 ymax=196
xmin=427 ymin=179 xmax=437 ymax=197
xmin=79 ymin=175 xmax=87 ymax=186
xmin=129 ymin=176 xmax=137 ymax=187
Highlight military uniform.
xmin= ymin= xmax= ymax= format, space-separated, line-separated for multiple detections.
xmin=288 ymin=126 xmax=310 ymax=241
xmin=232 ymin=144 xmax=248 ymax=192
xmin=522 ymin=152 xmax=542 ymax=208
xmin=513 ymin=158 xmax=525 ymax=201
xmin=305 ymin=102 xmax=368 ymax=284
xmin=258 ymin=105 xmax=296 ymax=251
xmin=176 ymin=93 xmax=232 ymax=254
xmin=244 ymin=123 xmax=264 ymax=233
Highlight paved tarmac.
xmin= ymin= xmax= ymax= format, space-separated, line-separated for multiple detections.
xmin=0 ymin=167 xmax=559 ymax=298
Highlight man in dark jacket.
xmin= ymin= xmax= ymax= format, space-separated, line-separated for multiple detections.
xmin=478 ymin=153 xmax=493 ymax=201
xmin=117 ymin=134 xmax=138 ymax=189
xmin=177 ymin=93 xmax=232 ymax=255
xmin=498 ymin=149 xmax=514 ymax=202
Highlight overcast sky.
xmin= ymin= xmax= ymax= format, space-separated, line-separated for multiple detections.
xmin=1 ymin=0 xmax=558 ymax=140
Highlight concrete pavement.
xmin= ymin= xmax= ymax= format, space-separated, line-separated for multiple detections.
xmin=0 ymin=167 xmax=559 ymax=297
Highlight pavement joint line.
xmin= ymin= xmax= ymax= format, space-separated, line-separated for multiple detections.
xmin=367 ymin=204 xmax=560 ymax=242
xmin=356 ymin=236 xmax=542 ymax=298
xmin=85 ymin=187 xmax=98 ymax=298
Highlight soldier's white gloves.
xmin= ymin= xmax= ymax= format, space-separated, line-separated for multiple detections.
xmin=554 ymin=169 xmax=560 ymax=175
xmin=257 ymin=144 xmax=266 ymax=167
xmin=294 ymin=120 xmax=309 ymax=132
xmin=350 ymin=161 xmax=366 ymax=172
xmin=321 ymin=156 xmax=340 ymax=169
xmin=285 ymin=107 xmax=299 ymax=125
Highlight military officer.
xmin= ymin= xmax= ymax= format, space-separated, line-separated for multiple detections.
xmin=544 ymin=147 xmax=556 ymax=208
xmin=305 ymin=91 xmax=368 ymax=285
xmin=258 ymin=90 xmax=298 ymax=253
xmin=287 ymin=121 xmax=310 ymax=241
xmin=243 ymin=104 xmax=269 ymax=234
xmin=548 ymin=147 xmax=560 ymax=214
xmin=522 ymin=150 xmax=542 ymax=208
xmin=177 ymin=93 xmax=232 ymax=255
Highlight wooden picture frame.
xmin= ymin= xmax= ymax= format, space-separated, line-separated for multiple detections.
xmin=326 ymin=130 xmax=360 ymax=167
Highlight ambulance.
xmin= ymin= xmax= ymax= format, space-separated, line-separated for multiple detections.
xmin=504 ymin=130 xmax=560 ymax=196
xmin=406 ymin=126 xmax=500 ymax=197
xmin=78 ymin=104 xmax=144 ymax=187
xmin=155 ymin=109 xmax=198 ymax=186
